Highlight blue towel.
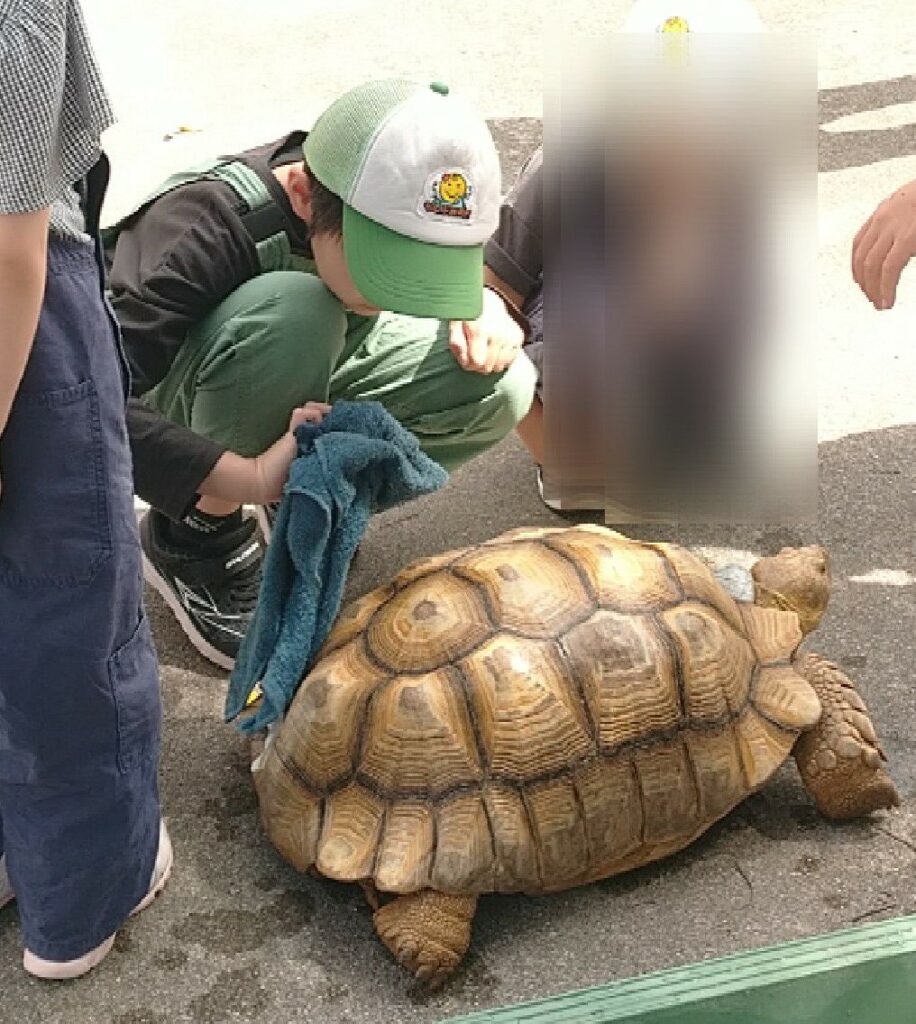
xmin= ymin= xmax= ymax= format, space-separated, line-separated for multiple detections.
xmin=225 ymin=401 xmax=448 ymax=733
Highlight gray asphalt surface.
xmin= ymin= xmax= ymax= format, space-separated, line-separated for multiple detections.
xmin=1 ymin=2 xmax=914 ymax=1022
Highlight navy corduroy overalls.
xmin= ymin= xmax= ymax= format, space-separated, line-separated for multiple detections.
xmin=0 ymin=157 xmax=162 ymax=962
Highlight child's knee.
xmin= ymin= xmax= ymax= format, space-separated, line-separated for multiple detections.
xmin=491 ymin=352 xmax=538 ymax=434
xmin=192 ymin=271 xmax=347 ymax=398
xmin=269 ymin=272 xmax=345 ymax=334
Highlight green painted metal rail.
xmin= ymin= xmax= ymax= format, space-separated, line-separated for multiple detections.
xmin=441 ymin=915 xmax=916 ymax=1023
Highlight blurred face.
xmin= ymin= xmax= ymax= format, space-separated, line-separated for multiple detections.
xmin=309 ymin=231 xmax=381 ymax=317
xmin=281 ymin=162 xmax=381 ymax=316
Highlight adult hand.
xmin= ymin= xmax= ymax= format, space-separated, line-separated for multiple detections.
xmin=251 ymin=402 xmax=331 ymax=503
xmin=852 ymin=180 xmax=916 ymax=309
xmin=449 ymin=287 xmax=525 ymax=374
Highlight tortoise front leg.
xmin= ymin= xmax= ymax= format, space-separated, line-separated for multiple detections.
xmin=793 ymin=652 xmax=900 ymax=820
xmin=373 ymin=890 xmax=478 ymax=987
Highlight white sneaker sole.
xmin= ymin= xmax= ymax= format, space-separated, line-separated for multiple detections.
xmin=537 ymin=472 xmax=668 ymax=522
xmin=23 ymin=935 xmax=117 ymax=981
xmin=141 ymin=553 xmax=235 ymax=672
xmin=23 ymin=823 xmax=173 ymax=981
xmin=537 ymin=473 xmax=602 ymax=514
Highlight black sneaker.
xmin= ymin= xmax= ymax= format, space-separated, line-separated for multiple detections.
xmin=140 ymin=510 xmax=263 ymax=670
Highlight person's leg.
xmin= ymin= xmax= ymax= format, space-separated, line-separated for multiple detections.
xmin=1 ymin=765 xmax=162 ymax=967
xmin=0 ymin=239 xmax=163 ymax=972
xmin=516 ymin=394 xmax=544 ymax=465
xmin=329 ymin=312 xmax=537 ymax=473
xmin=516 ymin=283 xmax=545 ymax=465
xmin=146 ymin=271 xmax=347 ymax=459
xmin=139 ymin=271 xmax=348 ymax=668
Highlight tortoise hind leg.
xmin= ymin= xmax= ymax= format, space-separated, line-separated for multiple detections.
xmin=373 ymin=890 xmax=478 ymax=987
xmin=793 ymin=653 xmax=900 ymax=820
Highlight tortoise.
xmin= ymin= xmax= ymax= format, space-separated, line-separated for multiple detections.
xmin=251 ymin=524 xmax=899 ymax=985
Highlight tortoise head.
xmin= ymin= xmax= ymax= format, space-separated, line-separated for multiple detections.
xmin=751 ymin=545 xmax=830 ymax=637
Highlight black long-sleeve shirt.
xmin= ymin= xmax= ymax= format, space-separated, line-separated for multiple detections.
xmin=107 ymin=131 xmax=312 ymax=519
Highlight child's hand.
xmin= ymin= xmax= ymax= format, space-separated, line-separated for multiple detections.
xmin=251 ymin=402 xmax=331 ymax=503
xmin=852 ymin=180 xmax=916 ymax=310
xmin=288 ymin=401 xmax=331 ymax=432
xmin=449 ymin=288 xmax=524 ymax=374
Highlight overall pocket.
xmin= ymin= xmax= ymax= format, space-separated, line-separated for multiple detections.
xmin=108 ymin=610 xmax=162 ymax=773
xmin=0 ymin=379 xmax=111 ymax=587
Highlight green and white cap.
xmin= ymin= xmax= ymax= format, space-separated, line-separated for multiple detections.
xmin=304 ymin=79 xmax=501 ymax=321
xmin=623 ymin=0 xmax=764 ymax=32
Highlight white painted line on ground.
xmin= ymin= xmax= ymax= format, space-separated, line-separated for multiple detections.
xmin=848 ymin=569 xmax=915 ymax=586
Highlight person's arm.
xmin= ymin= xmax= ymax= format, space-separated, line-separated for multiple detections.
xmin=0 ymin=208 xmax=49 ymax=425
xmin=126 ymin=398 xmax=227 ymax=519
xmin=450 ymin=149 xmax=543 ymax=374
xmin=448 ymin=278 xmax=528 ymax=374
xmin=198 ymin=403 xmax=330 ymax=505
xmin=127 ymin=398 xmax=329 ymax=518
xmin=852 ymin=179 xmax=916 ymax=309
xmin=0 ymin=208 xmax=50 ymax=494
xmin=0 ymin=0 xmax=114 ymax=474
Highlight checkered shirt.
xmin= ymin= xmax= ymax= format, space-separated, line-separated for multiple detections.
xmin=0 ymin=0 xmax=113 ymax=239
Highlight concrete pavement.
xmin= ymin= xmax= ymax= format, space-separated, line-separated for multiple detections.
xmin=0 ymin=2 xmax=913 ymax=1021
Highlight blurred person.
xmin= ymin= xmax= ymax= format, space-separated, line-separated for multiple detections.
xmin=477 ymin=0 xmax=769 ymax=514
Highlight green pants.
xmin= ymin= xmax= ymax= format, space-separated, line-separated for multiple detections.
xmin=144 ymin=272 xmax=536 ymax=472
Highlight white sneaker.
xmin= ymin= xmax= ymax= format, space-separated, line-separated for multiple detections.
xmin=0 ymin=855 xmax=14 ymax=911
xmin=537 ymin=466 xmax=674 ymax=523
xmin=536 ymin=466 xmax=626 ymax=516
xmin=23 ymin=820 xmax=173 ymax=981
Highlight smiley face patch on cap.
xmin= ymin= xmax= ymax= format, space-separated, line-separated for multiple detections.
xmin=420 ymin=169 xmax=474 ymax=221
xmin=623 ymin=0 xmax=765 ymax=32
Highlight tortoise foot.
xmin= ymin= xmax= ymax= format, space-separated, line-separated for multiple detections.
xmin=374 ymin=890 xmax=477 ymax=987
xmin=358 ymin=878 xmax=380 ymax=911
xmin=793 ymin=653 xmax=900 ymax=820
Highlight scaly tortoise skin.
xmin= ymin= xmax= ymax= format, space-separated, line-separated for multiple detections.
xmin=252 ymin=525 xmax=899 ymax=985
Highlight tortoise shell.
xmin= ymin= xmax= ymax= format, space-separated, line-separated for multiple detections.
xmin=255 ymin=525 xmax=820 ymax=895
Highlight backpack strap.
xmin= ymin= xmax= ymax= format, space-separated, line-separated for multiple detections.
xmin=102 ymin=157 xmax=297 ymax=276
xmin=208 ymin=161 xmax=294 ymax=275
